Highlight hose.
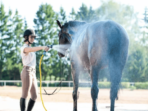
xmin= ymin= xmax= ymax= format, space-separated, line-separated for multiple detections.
xmin=39 ymin=54 xmax=47 ymax=111
xmin=39 ymin=45 xmax=53 ymax=111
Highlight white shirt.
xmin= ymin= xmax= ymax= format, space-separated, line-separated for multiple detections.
xmin=21 ymin=44 xmax=36 ymax=68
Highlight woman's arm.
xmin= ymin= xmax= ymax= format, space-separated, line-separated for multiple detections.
xmin=23 ymin=46 xmax=48 ymax=54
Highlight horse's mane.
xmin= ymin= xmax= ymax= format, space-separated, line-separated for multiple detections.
xmin=69 ymin=21 xmax=86 ymax=28
xmin=62 ymin=21 xmax=86 ymax=36
xmin=62 ymin=21 xmax=86 ymax=29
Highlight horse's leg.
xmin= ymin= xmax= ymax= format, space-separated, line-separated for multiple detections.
xmin=71 ymin=61 xmax=79 ymax=111
xmin=109 ymin=61 xmax=121 ymax=111
xmin=109 ymin=54 xmax=127 ymax=111
xmin=90 ymin=64 xmax=101 ymax=111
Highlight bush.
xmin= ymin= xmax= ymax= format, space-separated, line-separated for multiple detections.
xmin=135 ymin=82 xmax=148 ymax=89
xmin=130 ymin=86 xmax=136 ymax=90
xmin=121 ymin=82 xmax=130 ymax=88
xmin=98 ymin=82 xmax=110 ymax=88
xmin=35 ymin=81 xmax=148 ymax=89
xmin=97 ymin=82 xmax=148 ymax=89
xmin=16 ymin=83 xmax=22 ymax=87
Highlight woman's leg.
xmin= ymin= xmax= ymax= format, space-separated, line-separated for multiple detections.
xmin=27 ymin=69 xmax=38 ymax=111
xmin=20 ymin=98 xmax=26 ymax=111
xmin=30 ymin=77 xmax=38 ymax=101
xmin=20 ymin=67 xmax=33 ymax=111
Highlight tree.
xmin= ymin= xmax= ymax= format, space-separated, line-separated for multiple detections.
xmin=75 ymin=3 xmax=97 ymax=22
xmin=140 ymin=7 xmax=148 ymax=46
xmin=0 ymin=4 xmax=12 ymax=80
xmin=59 ymin=7 xmax=67 ymax=23
xmin=143 ymin=7 xmax=148 ymax=27
xmin=69 ymin=8 xmax=76 ymax=20
xmin=122 ymin=7 xmax=148 ymax=82
xmin=34 ymin=3 xmax=60 ymax=80
xmin=123 ymin=45 xmax=148 ymax=82
xmin=4 ymin=10 xmax=24 ymax=80
xmin=0 ymin=3 xmax=25 ymax=80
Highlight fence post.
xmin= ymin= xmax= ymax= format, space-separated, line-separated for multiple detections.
xmin=68 ymin=82 xmax=70 ymax=87
xmin=130 ymin=82 xmax=135 ymax=86
xmin=4 ymin=81 xmax=6 ymax=86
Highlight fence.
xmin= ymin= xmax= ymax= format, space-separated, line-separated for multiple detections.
xmin=0 ymin=80 xmax=136 ymax=87
xmin=0 ymin=80 xmax=93 ymax=87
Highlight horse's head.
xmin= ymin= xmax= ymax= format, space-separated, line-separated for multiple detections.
xmin=57 ymin=20 xmax=72 ymax=57
xmin=56 ymin=20 xmax=86 ymax=57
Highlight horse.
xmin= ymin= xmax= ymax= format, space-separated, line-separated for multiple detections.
xmin=56 ymin=20 xmax=129 ymax=111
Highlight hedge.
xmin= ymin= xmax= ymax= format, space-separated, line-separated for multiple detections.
xmin=98 ymin=82 xmax=148 ymax=89
xmin=134 ymin=82 xmax=148 ymax=89
xmin=2 ymin=81 xmax=148 ymax=89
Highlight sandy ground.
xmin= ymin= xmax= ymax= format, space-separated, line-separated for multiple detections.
xmin=0 ymin=86 xmax=148 ymax=104
xmin=0 ymin=86 xmax=148 ymax=111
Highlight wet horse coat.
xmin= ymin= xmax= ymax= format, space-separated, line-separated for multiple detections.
xmin=57 ymin=20 xmax=129 ymax=111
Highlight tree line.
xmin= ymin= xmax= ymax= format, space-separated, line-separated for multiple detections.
xmin=0 ymin=0 xmax=148 ymax=82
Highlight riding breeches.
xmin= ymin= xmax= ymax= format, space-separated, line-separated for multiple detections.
xmin=20 ymin=66 xmax=38 ymax=101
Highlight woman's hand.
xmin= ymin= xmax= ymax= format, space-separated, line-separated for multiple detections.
xmin=43 ymin=46 xmax=50 ymax=52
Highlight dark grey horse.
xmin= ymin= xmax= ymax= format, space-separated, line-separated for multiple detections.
xmin=57 ymin=20 xmax=129 ymax=111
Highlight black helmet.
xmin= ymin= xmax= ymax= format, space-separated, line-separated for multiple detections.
xmin=23 ymin=29 xmax=36 ymax=44
xmin=23 ymin=29 xmax=36 ymax=37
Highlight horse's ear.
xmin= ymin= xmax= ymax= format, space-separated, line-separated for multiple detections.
xmin=56 ymin=20 xmax=62 ymax=29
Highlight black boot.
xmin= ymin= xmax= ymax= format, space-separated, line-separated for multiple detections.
xmin=20 ymin=98 xmax=26 ymax=111
xmin=27 ymin=98 xmax=35 ymax=111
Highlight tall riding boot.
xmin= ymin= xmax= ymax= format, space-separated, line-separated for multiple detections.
xmin=27 ymin=98 xmax=35 ymax=111
xmin=20 ymin=98 xmax=26 ymax=111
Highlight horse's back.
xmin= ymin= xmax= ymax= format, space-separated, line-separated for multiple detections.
xmin=71 ymin=20 xmax=129 ymax=69
xmin=87 ymin=20 xmax=129 ymax=66
xmin=88 ymin=20 xmax=129 ymax=45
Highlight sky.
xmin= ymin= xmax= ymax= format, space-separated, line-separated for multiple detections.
xmin=1 ymin=0 xmax=148 ymax=28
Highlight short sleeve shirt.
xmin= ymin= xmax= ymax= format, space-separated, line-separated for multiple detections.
xmin=21 ymin=44 xmax=36 ymax=68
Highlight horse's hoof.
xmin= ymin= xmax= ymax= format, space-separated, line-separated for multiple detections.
xmin=92 ymin=109 xmax=98 ymax=111
xmin=92 ymin=107 xmax=98 ymax=111
xmin=73 ymin=108 xmax=77 ymax=111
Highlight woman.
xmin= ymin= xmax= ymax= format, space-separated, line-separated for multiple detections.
xmin=20 ymin=29 xmax=50 ymax=111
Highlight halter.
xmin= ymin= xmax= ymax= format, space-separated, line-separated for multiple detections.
xmin=59 ymin=31 xmax=73 ymax=43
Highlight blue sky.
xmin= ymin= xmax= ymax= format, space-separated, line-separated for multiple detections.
xmin=1 ymin=0 xmax=148 ymax=28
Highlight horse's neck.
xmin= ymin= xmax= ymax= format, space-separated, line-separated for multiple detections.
xmin=68 ymin=27 xmax=79 ymax=42
xmin=70 ymin=23 xmax=90 ymax=45
xmin=68 ymin=22 xmax=86 ymax=39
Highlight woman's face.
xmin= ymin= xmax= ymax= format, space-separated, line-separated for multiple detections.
xmin=28 ymin=35 xmax=36 ymax=43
